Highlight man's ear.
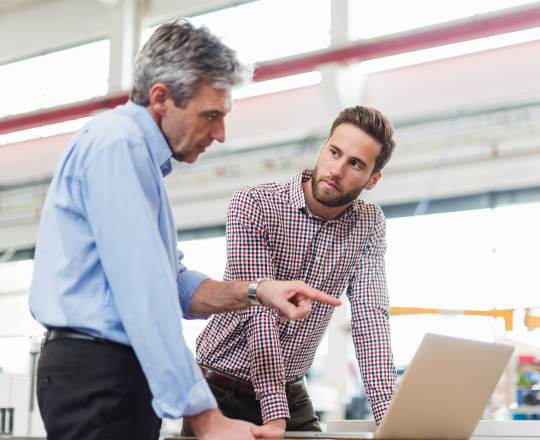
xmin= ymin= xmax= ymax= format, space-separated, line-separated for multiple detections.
xmin=365 ymin=170 xmax=381 ymax=190
xmin=148 ymin=83 xmax=170 ymax=116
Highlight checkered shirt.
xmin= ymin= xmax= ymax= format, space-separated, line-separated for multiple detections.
xmin=196 ymin=170 xmax=397 ymax=424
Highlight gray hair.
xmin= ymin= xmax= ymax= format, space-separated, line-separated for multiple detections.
xmin=130 ymin=19 xmax=248 ymax=107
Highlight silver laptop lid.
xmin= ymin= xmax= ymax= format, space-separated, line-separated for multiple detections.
xmin=375 ymin=333 xmax=514 ymax=440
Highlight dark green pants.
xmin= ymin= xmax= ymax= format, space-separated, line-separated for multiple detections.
xmin=181 ymin=380 xmax=321 ymax=437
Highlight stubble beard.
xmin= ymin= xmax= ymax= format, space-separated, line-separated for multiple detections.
xmin=310 ymin=168 xmax=365 ymax=208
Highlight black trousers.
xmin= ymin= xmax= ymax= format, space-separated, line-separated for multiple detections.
xmin=181 ymin=380 xmax=322 ymax=437
xmin=37 ymin=337 xmax=161 ymax=440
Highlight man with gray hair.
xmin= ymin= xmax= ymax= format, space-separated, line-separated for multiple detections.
xmin=30 ymin=20 xmax=340 ymax=440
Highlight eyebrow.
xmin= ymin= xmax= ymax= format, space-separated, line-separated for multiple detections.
xmin=328 ymin=144 xmax=368 ymax=169
xmin=201 ymin=109 xmax=226 ymax=117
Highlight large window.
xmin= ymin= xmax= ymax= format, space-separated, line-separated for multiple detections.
xmin=189 ymin=0 xmax=331 ymax=64
xmin=0 ymin=40 xmax=110 ymax=147
xmin=143 ymin=0 xmax=331 ymax=65
xmin=140 ymin=0 xmax=329 ymax=100
xmin=348 ymin=0 xmax=536 ymax=40
xmin=387 ymin=203 xmax=540 ymax=310
xmin=0 ymin=40 xmax=110 ymax=119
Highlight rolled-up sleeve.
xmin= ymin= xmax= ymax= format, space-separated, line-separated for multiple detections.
xmin=79 ymin=139 xmax=216 ymax=418
xmin=177 ymin=249 xmax=209 ymax=320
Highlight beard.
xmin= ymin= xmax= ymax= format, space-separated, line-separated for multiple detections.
xmin=311 ymin=167 xmax=365 ymax=208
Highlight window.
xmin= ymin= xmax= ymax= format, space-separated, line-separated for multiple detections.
xmin=348 ymin=0 xmax=536 ymax=40
xmin=189 ymin=0 xmax=331 ymax=64
xmin=386 ymin=209 xmax=496 ymax=309
xmin=0 ymin=40 xmax=110 ymax=119
xmin=386 ymin=202 xmax=540 ymax=365
xmin=386 ymin=203 xmax=540 ymax=310
xmin=143 ymin=0 xmax=331 ymax=65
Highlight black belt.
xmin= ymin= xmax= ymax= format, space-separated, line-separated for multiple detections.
xmin=199 ymin=364 xmax=305 ymax=400
xmin=42 ymin=328 xmax=114 ymax=348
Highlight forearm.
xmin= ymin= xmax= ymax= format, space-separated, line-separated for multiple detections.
xmin=190 ymin=278 xmax=337 ymax=319
xmin=189 ymin=279 xmax=251 ymax=317
xmin=246 ymin=310 xmax=290 ymax=423
xmin=351 ymin=304 xmax=397 ymax=424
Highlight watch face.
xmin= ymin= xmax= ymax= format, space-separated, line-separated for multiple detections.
xmin=248 ymin=282 xmax=260 ymax=306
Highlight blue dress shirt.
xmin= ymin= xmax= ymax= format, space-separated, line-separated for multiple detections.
xmin=29 ymin=101 xmax=217 ymax=418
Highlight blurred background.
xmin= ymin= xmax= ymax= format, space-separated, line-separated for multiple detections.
xmin=1 ymin=0 xmax=540 ymax=437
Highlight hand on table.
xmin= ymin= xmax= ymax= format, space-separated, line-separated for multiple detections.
xmin=189 ymin=409 xmax=284 ymax=439
xmin=256 ymin=418 xmax=286 ymax=438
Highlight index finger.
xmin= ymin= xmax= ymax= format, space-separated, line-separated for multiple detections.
xmin=297 ymin=287 xmax=341 ymax=307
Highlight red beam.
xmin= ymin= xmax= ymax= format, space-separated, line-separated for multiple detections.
xmin=254 ymin=3 xmax=540 ymax=81
xmin=0 ymin=95 xmax=128 ymax=136
xmin=2 ymin=3 xmax=540 ymax=135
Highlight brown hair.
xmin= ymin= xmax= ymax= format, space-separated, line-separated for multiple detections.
xmin=329 ymin=106 xmax=396 ymax=172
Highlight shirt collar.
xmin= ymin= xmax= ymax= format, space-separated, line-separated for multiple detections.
xmin=288 ymin=170 xmax=311 ymax=211
xmin=121 ymin=101 xmax=173 ymax=176
xmin=289 ymin=169 xmax=359 ymax=221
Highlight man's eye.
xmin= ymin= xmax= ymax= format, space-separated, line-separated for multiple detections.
xmin=206 ymin=113 xmax=218 ymax=122
xmin=351 ymin=160 xmax=363 ymax=170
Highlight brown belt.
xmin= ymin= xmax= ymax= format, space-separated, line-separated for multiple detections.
xmin=199 ymin=364 xmax=306 ymax=400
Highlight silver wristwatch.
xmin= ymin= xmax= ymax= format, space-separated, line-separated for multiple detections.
xmin=247 ymin=278 xmax=269 ymax=306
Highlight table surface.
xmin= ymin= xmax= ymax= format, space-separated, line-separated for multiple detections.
xmin=166 ymin=422 xmax=540 ymax=440
xmin=165 ymin=436 xmax=538 ymax=440
xmin=164 ymin=420 xmax=540 ymax=439
xmin=8 ymin=434 xmax=538 ymax=440
xmin=10 ymin=420 xmax=539 ymax=440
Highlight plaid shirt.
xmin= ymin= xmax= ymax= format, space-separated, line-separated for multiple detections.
xmin=196 ymin=170 xmax=397 ymax=423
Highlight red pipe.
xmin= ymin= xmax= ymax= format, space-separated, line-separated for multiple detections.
xmin=2 ymin=3 xmax=540 ymax=136
xmin=254 ymin=3 xmax=540 ymax=80
xmin=0 ymin=95 xmax=128 ymax=136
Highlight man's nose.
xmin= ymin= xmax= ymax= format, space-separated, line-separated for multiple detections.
xmin=211 ymin=120 xmax=226 ymax=143
xmin=330 ymin=160 xmax=347 ymax=179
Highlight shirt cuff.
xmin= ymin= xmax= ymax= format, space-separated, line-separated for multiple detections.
xmin=178 ymin=270 xmax=209 ymax=320
xmin=371 ymin=399 xmax=390 ymax=425
xmin=152 ymin=378 xmax=218 ymax=419
xmin=259 ymin=391 xmax=290 ymax=423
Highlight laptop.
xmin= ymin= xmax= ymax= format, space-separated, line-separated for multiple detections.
xmin=287 ymin=333 xmax=514 ymax=439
